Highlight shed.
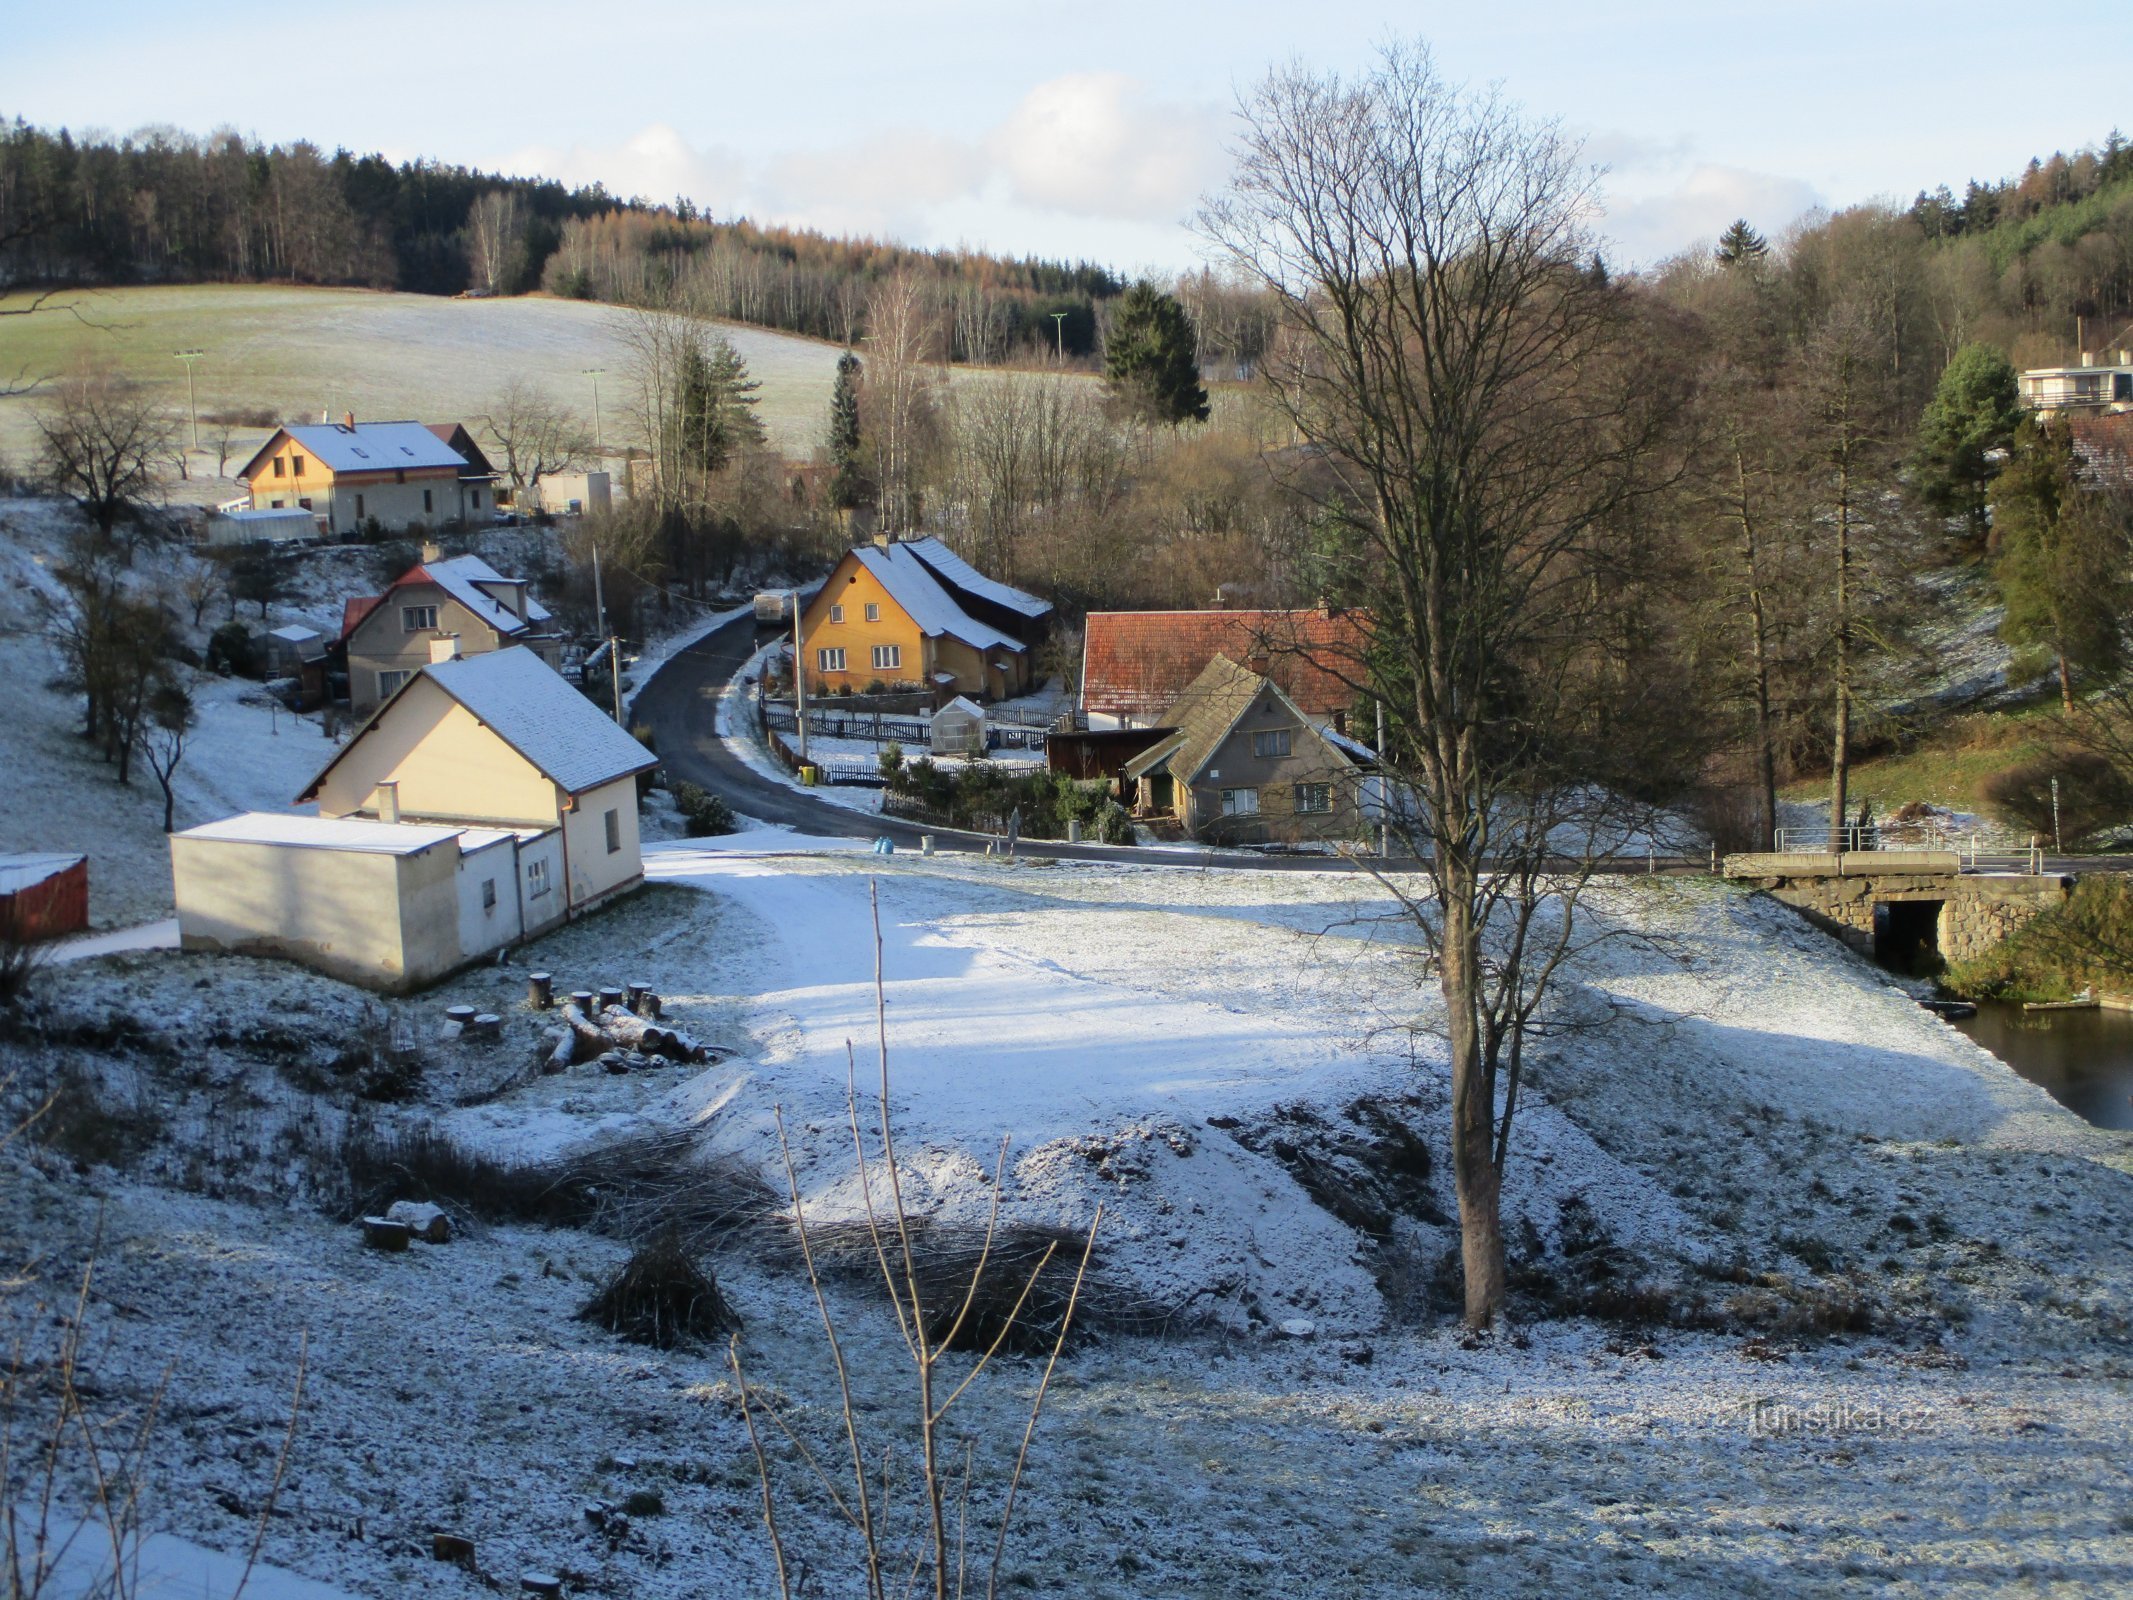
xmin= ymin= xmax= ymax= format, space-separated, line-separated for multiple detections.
xmin=930 ymin=696 xmax=987 ymax=756
xmin=204 ymin=507 xmax=320 ymax=547
xmin=265 ymin=624 xmax=328 ymax=678
xmin=0 ymin=853 xmax=89 ymax=943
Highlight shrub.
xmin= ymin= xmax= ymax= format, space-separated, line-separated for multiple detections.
xmin=671 ymin=781 xmax=736 ymax=837
xmin=578 ymin=1232 xmax=739 ymax=1348
xmin=34 ymin=1064 xmax=164 ymax=1171
xmin=206 ymin=620 xmax=259 ymax=677
xmin=1944 ymin=874 xmax=2133 ymax=1001
xmin=1980 ymin=751 xmax=2133 ymax=846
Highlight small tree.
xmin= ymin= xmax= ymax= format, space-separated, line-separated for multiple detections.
xmin=481 ymin=377 xmax=591 ymax=511
xmin=35 ymin=360 xmax=176 ymax=540
xmin=141 ymin=681 xmax=195 ymax=832
xmin=826 ymin=350 xmax=868 ymax=511
xmin=1714 ymin=218 xmax=1769 ymax=268
xmin=1912 ymin=343 xmax=2022 ymax=539
xmin=230 ymin=555 xmax=292 ymax=620
xmin=1102 ymin=281 xmax=1210 ymax=425
xmin=1992 ymin=415 xmax=2133 ymax=709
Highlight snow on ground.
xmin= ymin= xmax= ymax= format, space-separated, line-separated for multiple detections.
xmin=9 ymin=828 xmax=2133 ymax=1596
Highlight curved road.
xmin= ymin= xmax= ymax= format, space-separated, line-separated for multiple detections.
xmin=632 ymin=614 xmax=2133 ymax=878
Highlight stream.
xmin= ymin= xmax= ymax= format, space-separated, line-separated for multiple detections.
xmin=1952 ymin=1003 xmax=2133 ymax=1130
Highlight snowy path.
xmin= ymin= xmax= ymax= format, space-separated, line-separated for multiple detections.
xmin=45 ymin=916 xmax=179 ymax=963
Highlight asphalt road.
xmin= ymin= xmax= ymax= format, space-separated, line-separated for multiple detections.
xmin=630 ymin=614 xmax=2133 ymax=879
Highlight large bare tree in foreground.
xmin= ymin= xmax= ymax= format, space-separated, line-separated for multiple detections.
xmin=1204 ymin=43 xmax=1696 ymax=1327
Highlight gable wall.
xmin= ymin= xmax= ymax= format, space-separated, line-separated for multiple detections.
xmin=315 ymin=679 xmax=559 ymax=826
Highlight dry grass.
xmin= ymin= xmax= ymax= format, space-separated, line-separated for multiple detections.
xmin=579 ymin=1232 xmax=740 ymax=1349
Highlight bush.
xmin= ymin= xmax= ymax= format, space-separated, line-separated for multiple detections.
xmin=1980 ymin=752 xmax=2133 ymax=846
xmin=206 ymin=620 xmax=259 ymax=677
xmin=578 ymin=1232 xmax=739 ymax=1348
xmin=34 ymin=1064 xmax=164 ymax=1171
xmin=1944 ymin=874 xmax=2133 ymax=1001
xmin=671 ymin=781 xmax=736 ymax=837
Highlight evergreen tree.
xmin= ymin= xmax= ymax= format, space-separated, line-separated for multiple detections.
xmin=1992 ymin=416 xmax=2133 ymax=710
xmin=1714 ymin=219 xmax=1769 ymax=267
xmin=676 ymin=334 xmax=764 ymax=478
xmin=826 ymin=350 xmax=868 ymax=510
xmin=1102 ymin=281 xmax=1210 ymax=425
xmin=1912 ymin=343 xmax=2023 ymax=537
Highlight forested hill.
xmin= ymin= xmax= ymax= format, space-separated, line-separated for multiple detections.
xmin=0 ymin=118 xmax=1125 ymax=360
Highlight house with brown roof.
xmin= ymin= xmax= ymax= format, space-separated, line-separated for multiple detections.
xmin=237 ymin=416 xmax=495 ymax=536
xmin=342 ymin=546 xmax=564 ymax=714
xmin=1121 ymin=654 xmax=1370 ymax=844
xmin=800 ymin=536 xmax=1053 ymax=701
xmin=1081 ymin=608 xmax=1370 ymax=731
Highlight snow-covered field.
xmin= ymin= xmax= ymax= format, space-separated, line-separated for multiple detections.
xmin=7 ymin=821 xmax=2133 ymax=1598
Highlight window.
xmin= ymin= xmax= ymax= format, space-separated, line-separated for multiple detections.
xmin=1251 ymin=728 xmax=1292 ymax=759
xmin=298 ymin=497 xmax=312 ymax=510
xmin=272 ymin=458 xmax=285 ymax=478
xmin=604 ymin=808 xmax=621 ymax=854
xmin=864 ymin=602 xmax=880 ymax=622
xmin=1221 ymin=787 xmax=1260 ymax=817
xmin=829 ymin=604 xmax=844 ymax=623
xmin=378 ymin=668 xmax=411 ymax=698
xmin=817 ymin=647 xmax=846 ymax=672
xmin=268 ymin=498 xmax=284 ymax=509
xmin=423 ymin=489 xmax=434 ymax=513
xmin=527 ymin=858 xmax=551 ymax=898
xmin=481 ymin=878 xmax=497 ymax=910
xmin=472 ymin=490 xmax=482 ymax=508
xmin=402 ymin=605 xmax=438 ymax=632
xmin=871 ymin=644 xmax=901 ymax=670
xmin=291 ymin=454 xmax=305 ymax=477
xmin=1294 ymin=783 xmax=1334 ymax=814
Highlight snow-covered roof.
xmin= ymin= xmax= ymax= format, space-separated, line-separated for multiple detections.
xmin=301 ymin=646 xmax=655 ymax=802
xmin=0 ymin=852 xmax=84 ymax=894
xmin=407 ymin=554 xmax=553 ymax=637
xmin=932 ymin=695 xmax=985 ymax=721
xmin=1322 ymin=726 xmax=1378 ymax=764
xmin=280 ymin=421 xmax=469 ymax=476
xmin=850 ymin=544 xmax=1025 ymax=654
xmin=212 ymin=508 xmax=316 ymax=525
xmin=269 ymin=624 xmax=323 ymax=643
xmin=902 ymin=537 xmax=1053 ymax=620
xmin=176 ymin=813 xmax=468 ymax=856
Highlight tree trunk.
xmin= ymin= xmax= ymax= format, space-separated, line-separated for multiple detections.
xmin=1733 ymin=451 xmax=1779 ymax=847
xmin=1828 ymin=455 xmax=1853 ymax=853
xmin=1440 ymin=867 xmax=1506 ymax=1328
xmin=2059 ymin=649 xmax=2075 ymax=713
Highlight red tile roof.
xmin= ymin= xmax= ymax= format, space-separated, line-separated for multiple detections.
xmin=340 ymin=594 xmax=382 ymax=641
xmin=1081 ymin=609 xmax=1372 ymax=722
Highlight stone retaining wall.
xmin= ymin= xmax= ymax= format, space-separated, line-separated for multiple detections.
xmin=1733 ymin=871 xmax=2072 ymax=964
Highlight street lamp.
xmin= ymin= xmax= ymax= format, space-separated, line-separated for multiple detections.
xmin=174 ymin=349 xmax=204 ymax=452
xmin=583 ymin=368 xmax=605 ymax=454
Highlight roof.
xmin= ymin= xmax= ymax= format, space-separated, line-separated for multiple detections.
xmin=2070 ymin=413 xmax=2133 ymax=487
xmin=409 ymin=554 xmax=552 ymax=636
xmin=901 ymin=537 xmax=1053 ymax=620
xmin=211 ymin=508 xmax=316 ymax=525
xmin=269 ymin=624 xmax=323 ymax=643
xmin=1082 ymin=609 xmax=1370 ymax=722
xmin=175 ymin=813 xmax=468 ymax=856
xmin=932 ymin=695 xmax=985 ymax=720
xmin=847 ymin=544 xmax=1026 ymax=654
xmin=425 ymin=422 xmax=496 ymax=478
xmin=298 ymin=646 xmax=656 ymax=802
xmin=1123 ymin=655 xmax=1359 ymax=787
xmin=0 ymin=853 xmax=85 ymax=895
xmin=294 ymin=421 xmax=468 ymax=475
xmin=340 ymin=595 xmax=381 ymax=640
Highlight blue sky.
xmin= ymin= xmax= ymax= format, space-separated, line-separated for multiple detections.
xmin=7 ymin=1 xmax=2129 ymax=273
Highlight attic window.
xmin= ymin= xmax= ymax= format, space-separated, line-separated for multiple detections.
xmin=1251 ymin=728 xmax=1292 ymax=759
xmin=352 ymin=447 xmax=369 ymax=458
xmin=401 ymin=446 xmax=416 ymax=456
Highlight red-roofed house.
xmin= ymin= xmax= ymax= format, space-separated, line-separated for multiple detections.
xmin=1080 ymin=608 xmax=1371 ymax=731
xmin=342 ymin=547 xmax=564 ymax=714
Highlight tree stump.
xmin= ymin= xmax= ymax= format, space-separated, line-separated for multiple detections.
xmin=570 ymin=990 xmax=596 ymax=1014
xmin=520 ymin=1575 xmax=563 ymax=1598
xmin=528 ymin=972 xmax=554 ymax=1009
xmin=431 ymin=1533 xmax=475 ymax=1569
xmin=386 ymin=1200 xmax=451 ymax=1243
xmin=626 ymin=980 xmax=652 ymax=1011
xmin=471 ymin=1013 xmax=502 ymax=1042
xmin=445 ymin=1004 xmax=477 ymax=1028
xmin=360 ymin=1216 xmax=413 ymax=1252
xmin=597 ymin=986 xmax=627 ymax=1011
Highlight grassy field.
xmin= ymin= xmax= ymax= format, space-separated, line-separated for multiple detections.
xmin=0 ymin=284 xmax=855 ymax=474
xmin=1782 ymin=707 xmax=2060 ymax=821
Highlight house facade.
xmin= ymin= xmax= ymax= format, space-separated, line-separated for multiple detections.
xmin=798 ymin=537 xmax=1052 ymax=702
xmin=2020 ymin=353 xmax=2133 ymax=413
xmin=238 ymin=417 xmax=494 ymax=536
xmin=1081 ymin=608 xmax=1371 ymax=731
xmin=1122 ymin=655 xmax=1369 ymax=845
xmin=342 ymin=550 xmax=563 ymax=715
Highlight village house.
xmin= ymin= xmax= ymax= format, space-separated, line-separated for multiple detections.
xmin=2019 ymin=350 xmax=2133 ymax=412
xmin=1081 ymin=607 xmax=1371 ymax=732
xmin=341 ymin=547 xmax=563 ymax=715
xmin=1121 ymin=654 xmax=1371 ymax=845
xmin=799 ymin=536 xmax=1052 ymax=702
xmin=171 ymin=646 xmax=654 ymax=991
xmin=237 ymin=416 xmax=494 ymax=536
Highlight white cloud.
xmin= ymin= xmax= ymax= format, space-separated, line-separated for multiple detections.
xmin=1599 ymin=163 xmax=1824 ymax=268
xmin=988 ymin=73 xmax=1226 ymax=222
xmin=498 ymin=124 xmax=748 ymax=213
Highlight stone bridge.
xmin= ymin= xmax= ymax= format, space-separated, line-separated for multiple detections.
xmin=1721 ymin=850 xmax=2073 ymax=968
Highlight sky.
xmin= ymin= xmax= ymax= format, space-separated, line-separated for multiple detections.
xmin=7 ymin=1 xmax=2130 ymax=276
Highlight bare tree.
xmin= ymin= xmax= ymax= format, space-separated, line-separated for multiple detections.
xmin=864 ymin=274 xmax=946 ymax=534
xmin=1204 ymin=42 xmax=1696 ymax=1328
xmin=465 ymin=189 xmax=522 ymax=296
xmin=142 ymin=681 xmax=195 ymax=832
xmin=35 ymin=361 xmax=177 ymax=540
xmin=481 ymin=378 xmax=591 ymax=511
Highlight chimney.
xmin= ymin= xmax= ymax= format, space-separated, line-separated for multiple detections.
xmin=2121 ymin=350 xmax=2131 ymax=367
xmin=2081 ymin=351 xmax=2095 ymax=367
xmin=342 ymin=411 xmax=356 ymax=430
xmin=420 ymin=539 xmax=443 ymax=563
xmin=429 ymin=634 xmax=462 ymax=663
xmin=374 ymin=780 xmax=400 ymax=824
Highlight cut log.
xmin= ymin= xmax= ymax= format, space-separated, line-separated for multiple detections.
xmin=597 ymin=986 xmax=627 ymax=1011
xmin=360 ymin=1216 xmax=413 ymax=1252
xmin=470 ymin=1013 xmax=502 ymax=1042
xmin=386 ymin=1200 xmax=451 ymax=1243
xmin=570 ymin=990 xmax=596 ymax=1013
xmin=445 ymin=1004 xmax=477 ymax=1027
xmin=432 ymin=1532 xmax=475 ymax=1568
xmin=528 ymin=972 xmax=554 ymax=1009
xmin=626 ymin=980 xmax=651 ymax=1010
xmin=543 ymin=1027 xmax=574 ymax=1074
xmin=596 ymin=1007 xmax=710 ymax=1062
xmin=521 ymin=1575 xmax=563 ymax=1598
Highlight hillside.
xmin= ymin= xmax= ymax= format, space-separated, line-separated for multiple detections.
xmin=0 ymin=284 xmax=849 ymax=469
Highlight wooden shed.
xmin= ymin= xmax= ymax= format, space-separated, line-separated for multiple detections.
xmin=0 ymin=853 xmax=90 ymax=942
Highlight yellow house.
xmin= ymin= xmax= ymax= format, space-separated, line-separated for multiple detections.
xmin=172 ymin=646 xmax=655 ymax=991
xmin=341 ymin=548 xmax=564 ymax=715
xmin=238 ymin=416 xmax=493 ymax=537
xmin=799 ymin=537 xmax=1052 ymax=701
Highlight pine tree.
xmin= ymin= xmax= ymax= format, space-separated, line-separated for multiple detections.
xmin=1101 ymin=281 xmax=1209 ymax=425
xmin=1912 ymin=343 xmax=2022 ymax=537
xmin=826 ymin=350 xmax=868 ymax=510
xmin=1714 ymin=219 xmax=1769 ymax=267
xmin=1993 ymin=417 xmax=2133 ymax=710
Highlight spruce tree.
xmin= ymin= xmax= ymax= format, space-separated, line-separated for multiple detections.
xmin=1912 ymin=343 xmax=2023 ymax=537
xmin=1992 ymin=416 xmax=2132 ymax=709
xmin=1102 ymin=281 xmax=1210 ymax=425
xmin=677 ymin=334 xmax=764 ymax=477
xmin=826 ymin=350 xmax=867 ymax=510
xmin=1714 ymin=219 xmax=1768 ymax=267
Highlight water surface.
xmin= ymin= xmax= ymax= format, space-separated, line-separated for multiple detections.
xmin=1953 ymin=1002 xmax=2133 ymax=1130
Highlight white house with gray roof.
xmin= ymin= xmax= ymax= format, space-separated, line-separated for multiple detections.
xmin=237 ymin=416 xmax=495 ymax=536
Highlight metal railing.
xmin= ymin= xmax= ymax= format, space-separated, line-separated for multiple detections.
xmin=1770 ymin=826 xmax=2047 ymax=875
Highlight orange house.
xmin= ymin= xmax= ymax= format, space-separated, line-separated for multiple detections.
xmin=238 ymin=416 xmax=493 ymax=536
xmin=798 ymin=538 xmax=1052 ymax=701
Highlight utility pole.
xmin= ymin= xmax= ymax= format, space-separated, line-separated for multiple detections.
xmin=2051 ymin=775 xmax=2062 ymax=854
xmin=1051 ymin=312 xmax=1068 ymax=361
xmin=584 ymin=368 xmax=605 ymax=454
xmin=592 ymin=542 xmax=623 ymax=723
xmin=174 ymin=350 xmax=204 ymax=452
xmin=791 ymin=589 xmax=808 ymax=765
xmin=1375 ymin=696 xmax=1390 ymax=859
